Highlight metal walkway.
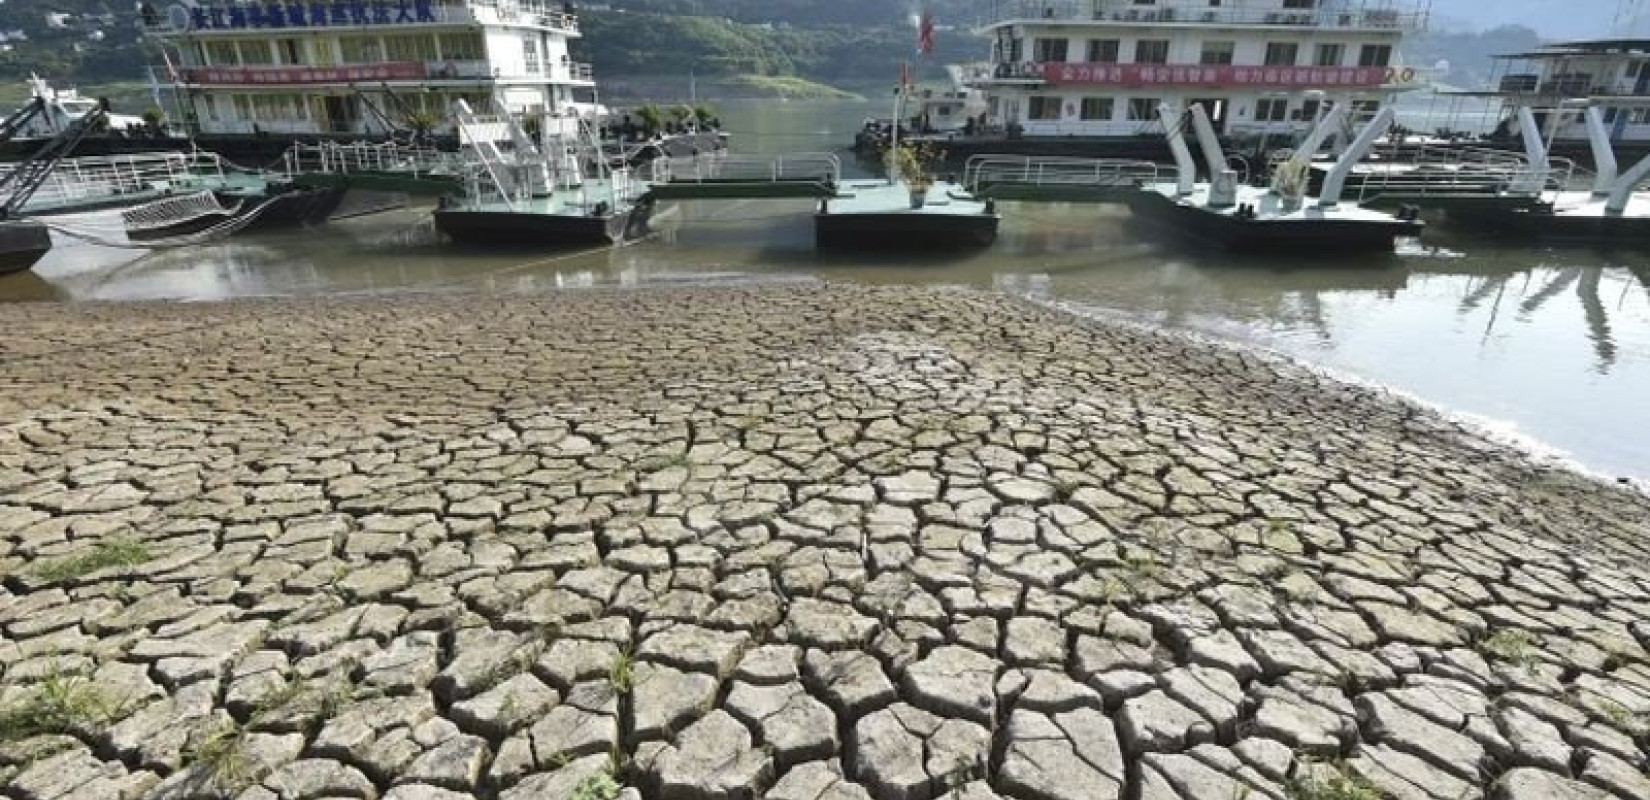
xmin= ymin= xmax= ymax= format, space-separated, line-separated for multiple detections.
xmin=645 ymin=153 xmax=841 ymax=199
xmin=1350 ymin=144 xmax=1583 ymax=210
xmin=282 ymin=142 xmax=463 ymax=196
xmin=962 ymin=156 xmax=1161 ymax=202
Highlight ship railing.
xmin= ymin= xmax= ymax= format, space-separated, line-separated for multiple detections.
xmin=651 ymin=152 xmax=841 ymax=186
xmin=984 ymin=0 xmax=1427 ymax=30
xmin=282 ymin=141 xmax=455 ymax=179
xmin=1354 ymin=150 xmax=1581 ymax=205
xmin=962 ymin=155 xmax=1161 ymax=193
xmin=0 ymin=152 xmax=228 ymax=211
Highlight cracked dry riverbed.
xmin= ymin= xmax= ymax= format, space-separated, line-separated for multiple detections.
xmin=2 ymin=283 xmax=1650 ymax=800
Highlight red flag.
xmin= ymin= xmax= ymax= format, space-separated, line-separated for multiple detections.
xmin=918 ymin=8 xmax=935 ymax=56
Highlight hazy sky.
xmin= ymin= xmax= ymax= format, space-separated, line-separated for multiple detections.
xmin=1428 ymin=0 xmax=1635 ymax=38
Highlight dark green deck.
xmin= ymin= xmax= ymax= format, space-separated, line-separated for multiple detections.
xmin=644 ymin=180 xmax=837 ymax=200
xmin=291 ymin=171 xmax=462 ymax=196
xmin=972 ymin=182 xmax=1139 ymax=203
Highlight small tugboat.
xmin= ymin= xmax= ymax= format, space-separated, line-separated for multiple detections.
xmin=1128 ymin=101 xmax=1423 ymax=253
xmin=433 ymin=101 xmax=654 ymax=246
xmin=818 ymin=70 xmax=998 ymax=250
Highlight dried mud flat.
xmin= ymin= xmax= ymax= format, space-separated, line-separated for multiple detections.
xmin=1 ymin=283 xmax=1649 ymax=800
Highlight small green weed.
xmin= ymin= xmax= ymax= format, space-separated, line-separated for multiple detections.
xmin=186 ymin=720 xmax=256 ymax=794
xmin=608 ymin=649 xmax=636 ymax=695
xmin=35 ymin=539 xmax=152 ymax=582
xmin=0 ymin=668 xmax=121 ymax=741
xmin=1286 ymin=760 xmax=1382 ymax=800
xmin=571 ymin=772 xmax=622 ymax=800
xmin=1477 ymin=629 xmax=1540 ymax=669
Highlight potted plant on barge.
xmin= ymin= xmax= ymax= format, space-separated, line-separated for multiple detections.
xmin=891 ymin=142 xmax=940 ymax=209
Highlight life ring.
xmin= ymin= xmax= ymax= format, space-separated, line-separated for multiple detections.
xmin=1401 ymin=67 xmax=1416 ymax=83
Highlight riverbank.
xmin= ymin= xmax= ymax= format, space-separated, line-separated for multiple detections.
xmin=2 ymin=283 xmax=1648 ymax=800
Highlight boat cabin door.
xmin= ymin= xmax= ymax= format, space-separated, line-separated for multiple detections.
xmin=323 ymin=95 xmax=361 ymax=134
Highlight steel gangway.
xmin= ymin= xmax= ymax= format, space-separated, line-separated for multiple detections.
xmin=962 ymin=156 xmax=1162 ymax=202
xmin=1352 ymin=144 xmax=1583 ymax=210
xmin=283 ymin=141 xmax=463 ymax=196
xmin=646 ymin=152 xmax=841 ymax=199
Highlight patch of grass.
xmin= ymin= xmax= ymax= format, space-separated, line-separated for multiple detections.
xmin=571 ymin=771 xmax=622 ymax=800
xmin=1477 ymin=629 xmax=1541 ymax=669
xmin=1599 ymin=699 xmax=1632 ymax=727
xmin=635 ymin=452 xmax=691 ymax=472
xmin=0 ymin=669 xmax=122 ymax=741
xmin=608 ymin=649 xmax=636 ymax=695
xmin=186 ymin=720 xmax=257 ymax=794
xmin=1285 ymin=761 xmax=1382 ymax=800
xmin=35 ymin=539 xmax=152 ymax=582
xmin=1121 ymin=553 xmax=1162 ymax=581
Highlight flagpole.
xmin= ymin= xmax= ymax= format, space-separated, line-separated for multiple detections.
xmin=889 ymin=66 xmax=903 ymax=185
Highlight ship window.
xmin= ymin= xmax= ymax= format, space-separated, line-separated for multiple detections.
xmin=1087 ymin=39 xmax=1119 ymax=63
xmin=1126 ymin=98 xmax=1159 ymax=121
xmin=1254 ymin=98 xmax=1289 ymax=121
xmin=1134 ymin=40 xmax=1169 ymax=65
xmin=274 ymin=38 xmax=303 ymax=65
xmin=1604 ymin=108 xmax=1620 ymax=123
xmin=523 ymin=34 xmax=542 ymax=73
xmin=385 ymin=34 xmax=437 ymax=62
xmin=205 ymin=40 xmax=240 ymax=66
xmin=440 ymin=32 xmax=485 ymax=62
xmin=1200 ymin=41 xmax=1234 ymax=65
xmin=1263 ymin=43 xmax=1298 ymax=67
xmin=1033 ymin=38 xmax=1068 ymax=63
xmin=1080 ymin=97 xmax=1113 ymax=120
xmin=1028 ymin=96 xmax=1062 ymax=120
xmin=1358 ymin=45 xmax=1392 ymax=67
xmin=1283 ymin=0 xmax=1315 ymax=7
xmin=1314 ymin=43 xmax=1343 ymax=67
xmin=340 ymin=36 xmax=383 ymax=63
xmin=238 ymin=41 xmax=274 ymax=65
xmin=1295 ymin=98 xmax=1321 ymax=120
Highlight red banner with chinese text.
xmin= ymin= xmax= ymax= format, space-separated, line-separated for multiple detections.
xmin=1041 ymin=63 xmax=1387 ymax=88
xmin=182 ymin=61 xmax=427 ymax=85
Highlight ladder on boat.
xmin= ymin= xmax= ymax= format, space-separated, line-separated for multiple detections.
xmin=962 ymin=156 xmax=1161 ymax=202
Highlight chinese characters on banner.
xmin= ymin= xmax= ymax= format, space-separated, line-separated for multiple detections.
xmin=1041 ymin=63 xmax=1387 ymax=88
xmin=183 ymin=62 xmax=428 ymax=84
xmin=184 ymin=0 xmax=437 ymax=30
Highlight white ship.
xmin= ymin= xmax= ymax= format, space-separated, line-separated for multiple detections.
xmin=957 ymin=0 xmax=1430 ymax=148
xmin=12 ymin=75 xmax=147 ymax=139
xmin=140 ymin=0 xmax=602 ymax=140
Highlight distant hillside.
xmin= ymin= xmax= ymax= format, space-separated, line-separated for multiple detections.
xmin=1403 ymin=25 xmax=1544 ymax=89
xmin=577 ymin=8 xmax=983 ymax=99
xmin=1427 ymin=0 xmax=1622 ymax=39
